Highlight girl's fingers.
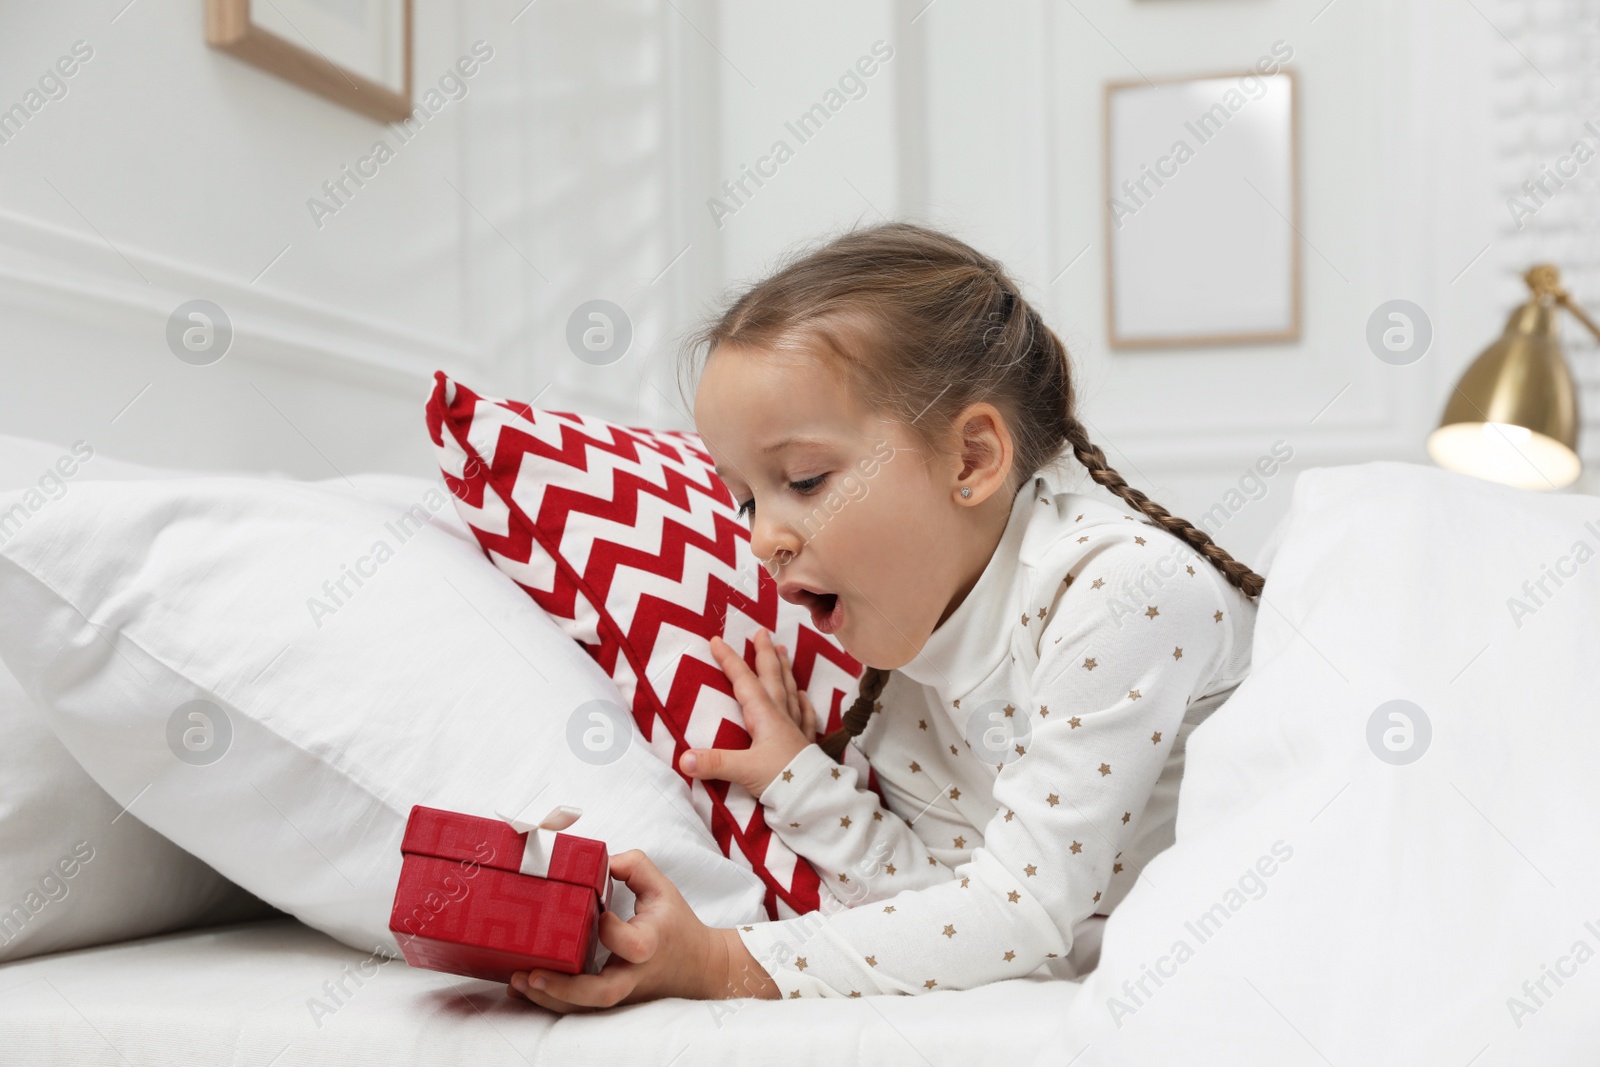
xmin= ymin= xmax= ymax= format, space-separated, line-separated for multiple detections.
xmin=514 ymin=967 xmax=636 ymax=1011
xmin=598 ymin=906 xmax=657 ymax=965
xmin=774 ymin=645 xmax=801 ymax=725
xmin=514 ymin=984 xmax=576 ymax=1013
xmin=752 ymin=630 xmax=787 ymax=713
xmin=707 ymin=635 xmax=779 ymax=729
xmin=608 ymin=849 xmax=673 ymax=907
xmin=800 ymin=690 xmax=817 ymax=740
xmin=679 ymin=745 xmax=756 ymax=789
xmin=708 ymin=634 xmax=761 ymax=695
xmin=509 ymin=973 xmax=579 ymax=1013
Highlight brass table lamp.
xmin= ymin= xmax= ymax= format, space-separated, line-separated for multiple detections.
xmin=1428 ymin=264 xmax=1590 ymax=490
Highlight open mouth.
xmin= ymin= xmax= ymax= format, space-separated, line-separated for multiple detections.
xmin=807 ymin=591 xmax=844 ymax=635
xmin=780 ymin=584 xmax=846 ymax=635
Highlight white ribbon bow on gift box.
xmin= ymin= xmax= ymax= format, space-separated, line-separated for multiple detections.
xmin=495 ymin=805 xmax=584 ymax=878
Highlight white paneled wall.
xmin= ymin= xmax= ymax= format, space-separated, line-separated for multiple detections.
xmin=496 ymin=0 xmax=724 ymax=429
xmin=1 ymin=1 xmax=1590 ymax=554
xmin=1 ymin=2 xmax=481 ymax=477
xmin=1486 ymin=0 xmax=1600 ymax=477
xmin=710 ymin=0 xmax=1600 ymax=567
xmin=0 ymin=0 xmax=719 ymax=477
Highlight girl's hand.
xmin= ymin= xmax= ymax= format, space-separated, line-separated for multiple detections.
xmin=507 ymin=849 xmax=744 ymax=1011
xmin=680 ymin=629 xmax=816 ymax=800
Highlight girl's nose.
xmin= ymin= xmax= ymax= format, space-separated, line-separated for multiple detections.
xmin=759 ymin=545 xmax=795 ymax=577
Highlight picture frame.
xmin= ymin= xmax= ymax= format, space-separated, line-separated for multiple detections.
xmin=1102 ymin=67 xmax=1301 ymax=350
xmin=205 ymin=0 xmax=413 ymax=123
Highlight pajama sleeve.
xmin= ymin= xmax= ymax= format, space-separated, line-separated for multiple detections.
xmin=733 ymin=536 xmax=1231 ymax=998
xmin=754 ymin=742 xmax=960 ymax=908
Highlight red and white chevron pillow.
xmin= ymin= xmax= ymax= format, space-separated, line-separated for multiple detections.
xmin=424 ymin=372 xmax=883 ymax=921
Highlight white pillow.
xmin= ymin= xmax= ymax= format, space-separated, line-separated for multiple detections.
xmin=0 ymin=435 xmax=273 ymax=963
xmin=1039 ymin=460 xmax=1600 ymax=1063
xmin=0 ymin=468 xmax=768 ymax=957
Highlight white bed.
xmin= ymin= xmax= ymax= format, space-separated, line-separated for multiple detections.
xmin=1 ymin=444 xmax=1597 ymax=1066
xmin=0 ymin=916 xmax=1078 ymax=1065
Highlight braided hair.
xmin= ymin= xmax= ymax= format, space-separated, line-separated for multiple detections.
xmin=679 ymin=221 xmax=1266 ymax=762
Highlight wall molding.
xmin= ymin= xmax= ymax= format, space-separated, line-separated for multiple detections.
xmin=0 ymin=207 xmax=487 ymax=396
xmin=1013 ymin=0 xmax=1431 ymax=459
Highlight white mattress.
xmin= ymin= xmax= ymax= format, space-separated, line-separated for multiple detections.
xmin=0 ymin=917 xmax=1081 ymax=1065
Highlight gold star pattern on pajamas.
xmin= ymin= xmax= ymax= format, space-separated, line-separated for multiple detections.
xmin=735 ymin=461 xmax=1258 ymax=998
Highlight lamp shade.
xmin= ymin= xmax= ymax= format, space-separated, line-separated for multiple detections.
xmin=1427 ymin=297 xmax=1582 ymax=491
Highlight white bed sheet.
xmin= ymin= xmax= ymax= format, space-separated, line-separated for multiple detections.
xmin=11 ymin=460 xmax=1594 ymax=1064
xmin=0 ymin=917 xmax=1081 ymax=1066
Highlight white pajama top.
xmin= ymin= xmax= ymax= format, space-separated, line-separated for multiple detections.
xmin=733 ymin=458 xmax=1258 ymax=998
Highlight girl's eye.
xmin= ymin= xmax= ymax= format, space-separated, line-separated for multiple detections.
xmin=734 ymin=475 xmax=828 ymax=522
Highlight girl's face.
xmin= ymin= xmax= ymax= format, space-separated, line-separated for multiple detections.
xmin=693 ymin=342 xmax=1006 ymax=671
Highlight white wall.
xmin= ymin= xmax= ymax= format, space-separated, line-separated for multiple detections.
xmin=0 ymin=0 xmax=1587 ymax=564
xmin=0 ymin=0 xmax=719 ymax=478
xmin=710 ymin=0 xmax=1599 ymax=568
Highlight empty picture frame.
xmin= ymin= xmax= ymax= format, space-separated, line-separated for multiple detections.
xmin=1103 ymin=68 xmax=1300 ymax=349
xmin=205 ymin=0 xmax=413 ymax=123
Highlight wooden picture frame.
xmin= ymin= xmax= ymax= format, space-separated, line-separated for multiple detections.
xmin=1102 ymin=67 xmax=1301 ymax=350
xmin=205 ymin=0 xmax=413 ymax=123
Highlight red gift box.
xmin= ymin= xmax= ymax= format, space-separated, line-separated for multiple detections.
xmin=388 ymin=804 xmax=613 ymax=983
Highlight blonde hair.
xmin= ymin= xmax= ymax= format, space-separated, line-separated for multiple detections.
xmin=679 ymin=221 xmax=1264 ymax=760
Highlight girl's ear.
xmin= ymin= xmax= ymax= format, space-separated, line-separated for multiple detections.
xmin=947 ymin=402 xmax=1013 ymax=505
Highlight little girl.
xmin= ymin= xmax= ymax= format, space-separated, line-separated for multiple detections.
xmin=508 ymin=222 xmax=1263 ymax=1010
